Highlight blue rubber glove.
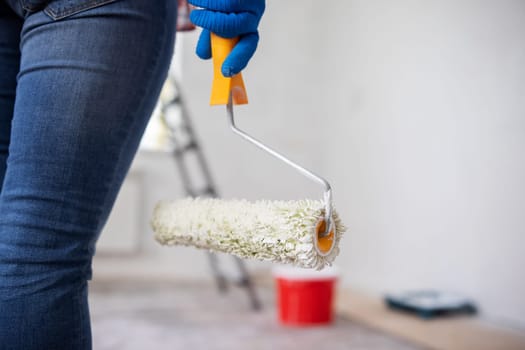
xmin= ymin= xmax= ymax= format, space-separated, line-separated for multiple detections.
xmin=188 ymin=0 xmax=265 ymax=77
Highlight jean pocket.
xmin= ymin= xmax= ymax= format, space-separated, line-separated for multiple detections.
xmin=44 ymin=0 xmax=118 ymax=20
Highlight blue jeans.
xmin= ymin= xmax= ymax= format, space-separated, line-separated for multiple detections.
xmin=0 ymin=0 xmax=176 ymax=348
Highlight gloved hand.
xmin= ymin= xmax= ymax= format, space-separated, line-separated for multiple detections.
xmin=188 ymin=0 xmax=265 ymax=77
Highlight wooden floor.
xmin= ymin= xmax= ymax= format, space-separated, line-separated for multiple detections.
xmin=337 ymin=289 xmax=525 ymax=350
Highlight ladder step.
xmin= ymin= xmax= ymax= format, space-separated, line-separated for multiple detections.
xmin=173 ymin=141 xmax=198 ymax=157
xmin=187 ymin=187 xmax=217 ymax=198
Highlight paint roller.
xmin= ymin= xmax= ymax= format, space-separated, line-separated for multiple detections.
xmin=151 ymin=34 xmax=346 ymax=270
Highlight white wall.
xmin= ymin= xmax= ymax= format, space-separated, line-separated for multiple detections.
xmin=324 ymin=0 xmax=525 ymax=329
xmin=178 ymin=0 xmax=525 ymax=329
xmin=98 ymin=0 xmax=525 ymax=330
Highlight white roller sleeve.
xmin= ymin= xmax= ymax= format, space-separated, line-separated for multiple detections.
xmin=151 ymin=198 xmax=346 ymax=270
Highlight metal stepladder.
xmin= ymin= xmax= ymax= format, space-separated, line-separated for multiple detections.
xmin=157 ymin=76 xmax=261 ymax=311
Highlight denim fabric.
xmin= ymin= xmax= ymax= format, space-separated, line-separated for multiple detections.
xmin=0 ymin=0 xmax=177 ymax=348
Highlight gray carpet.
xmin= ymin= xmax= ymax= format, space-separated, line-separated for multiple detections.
xmin=89 ymin=280 xmax=421 ymax=350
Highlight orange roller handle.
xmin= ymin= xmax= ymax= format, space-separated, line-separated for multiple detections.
xmin=210 ymin=33 xmax=248 ymax=106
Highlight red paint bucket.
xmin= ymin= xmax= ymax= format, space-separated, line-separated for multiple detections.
xmin=273 ymin=266 xmax=339 ymax=326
